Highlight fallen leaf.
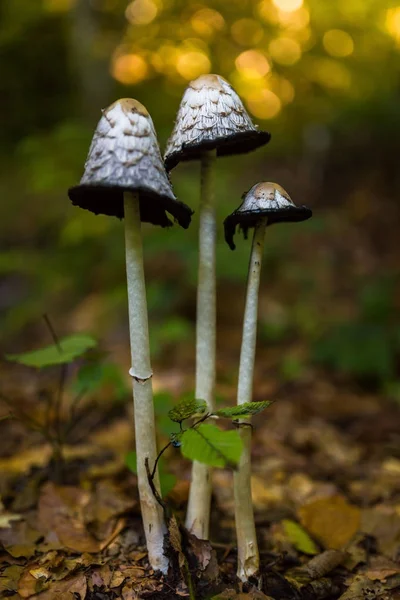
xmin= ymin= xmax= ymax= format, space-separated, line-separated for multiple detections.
xmin=168 ymin=515 xmax=185 ymax=571
xmin=299 ymin=495 xmax=360 ymax=550
xmin=251 ymin=475 xmax=284 ymax=510
xmin=185 ymin=531 xmax=219 ymax=582
xmin=339 ymin=573 xmax=400 ymax=599
xmin=0 ymin=564 xmax=25 ymax=593
xmin=31 ymin=574 xmax=87 ymax=600
xmin=37 ymin=483 xmax=101 ymax=553
xmin=281 ymin=519 xmax=319 ymax=555
xmin=212 ymin=590 xmax=273 ymax=599
xmin=364 ymin=556 xmax=400 ymax=581
xmin=0 ymin=519 xmax=41 ymax=558
xmin=361 ymin=506 xmax=400 ymax=559
xmin=0 ymin=512 xmax=22 ymax=528
xmin=18 ymin=566 xmax=49 ymax=598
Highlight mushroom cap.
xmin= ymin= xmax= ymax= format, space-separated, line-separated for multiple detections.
xmin=224 ymin=182 xmax=312 ymax=250
xmin=164 ymin=74 xmax=271 ymax=171
xmin=68 ymin=98 xmax=193 ymax=228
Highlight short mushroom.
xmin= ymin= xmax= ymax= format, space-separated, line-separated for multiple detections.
xmin=165 ymin=74 xmax=271 ymax=540
xmin=224 ymin=182 xmax=311 ymax=581
xmin=68 ymin=98 xmax=193 ymax=573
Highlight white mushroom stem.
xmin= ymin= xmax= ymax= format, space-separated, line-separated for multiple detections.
xmin=185 ymin=149 xmax=217 ymax=538
xmin=124 ymin=191 xmax=168 ymax=573
xmin=234 ymin=216 xmax=267 ymax=581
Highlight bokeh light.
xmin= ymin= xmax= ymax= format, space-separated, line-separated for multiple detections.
xmin=235 ymin=50 xmax=270 ymax=80
xmin=176 ymin=51 xmax=211 ymax=80
xmin=269 ymin=37 xmax=302 ymax=65
xmin=44 ymin=0 xmax=75 ymax=11
xmin=112 ymin=53 xmax=149 ymax=84
xmin=125 ymin=0 xmax=158 ymax=25
xmin=276 ymin=6 xmax=310 ymax=29
xmin=231 ymin=19 xmax=264 ymax=46
xmin=247 ymin=89 xmax=282 ymax=119
xmin=310 ymin=58 xmax=351 ymax=90
xmin=272 ymin=0 xmax=303 ymax=13
xmin=190 ymin=8 xmax=225 ymax=38
xmin=323 ymin=30 xmax=354 ymax=57
xmin=385 ymin=7 xmax=400 ymax=43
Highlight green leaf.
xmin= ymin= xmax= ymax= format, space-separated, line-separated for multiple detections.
xmin=124 ymin=451 xmax=176 ymax=497
xmin=180 ymin=423 xmax=243 ymax=468
xmin=214 ymin=401 xmax=273 ymax=419
xmin=168 ymin=398 xmax=208 ymax=423
xmin=282 ymin=519 xmax=319 ymax=555
xmin=6 ymin=334 xmax=97 ymax=368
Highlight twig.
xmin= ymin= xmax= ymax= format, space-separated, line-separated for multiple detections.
xmin=42 ymin=314 xmax=62 ymax=353
xmin=145 ymin=457 xmax=167 ymax=512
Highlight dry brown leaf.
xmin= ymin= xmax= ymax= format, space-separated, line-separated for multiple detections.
xmin=339 ymin=573 xmax=400 ymax=599
xmin=37 ymin=482 xmax=101 ymax=553
xmin=185 ymin=531 xmax=218 ymax=582
xmin=212 ymin=590 xmax=273 ymax=599
xmin=31 ymin=574 xmax=87 ymax=600
xmin=251 ymin=475 xmax=284 ymax=510
xmin=0 ymin=564 xmax=25 ymax=593
xmin=361 ymin=506 xmax=400 ymax=559
xmin=0 ymin=446 xmax=51 ymax=476
xmin=18 ymin=566 xmax=48 ymax=598
xmin=84 ymin=480 xmax=134 ymax=531
xmin=0 ymin=519 xmax=41 ymax=558
xmin=299 ymin=495 xmax=360 ymax=550
xmin=364 ymin=556 xmax=400 ymax=581
xmin=169 ymin=514 xmax=185 ymax=570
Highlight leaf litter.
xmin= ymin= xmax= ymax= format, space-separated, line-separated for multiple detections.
xmin=1 ymin=294 xmax=400 ymax=598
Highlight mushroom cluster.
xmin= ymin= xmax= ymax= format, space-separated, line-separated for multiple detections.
xmin=68 ymin=77 xmax=312 ymax=582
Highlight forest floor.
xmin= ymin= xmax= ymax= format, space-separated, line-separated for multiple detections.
xmin=1 ymin=310 xmax=400 ymax=600
xmin=1 ymin=202 xmax=400 ymax=600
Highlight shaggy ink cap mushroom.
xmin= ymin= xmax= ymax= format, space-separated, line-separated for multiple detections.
xmin=224 ymin=182 xmax=312 ymax=250
xmin=68 ymin=98 xmax=193 ymax=228
xmin=164 ymin=74 xmax=271 ymax=171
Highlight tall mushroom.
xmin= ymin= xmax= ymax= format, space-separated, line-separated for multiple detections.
xmin=165 ymin=74 xmax=271 ymax=539
xmin=68 ymin=98 xmax=193 ymax=572
xmin=224 ymin=182 xmax=312 ymax=581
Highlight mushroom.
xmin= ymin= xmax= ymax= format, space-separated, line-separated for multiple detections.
xmin=164 ymin=74 xmax=271 ymax=539
xmin=68 ymin=98 xmax=193 ymax=573
xmin=224 ymin=182 xmax=312 ymax=581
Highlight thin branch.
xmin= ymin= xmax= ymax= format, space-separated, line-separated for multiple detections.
xmin=145 ymin=457 xmax=167 ymax=512
xmin=42 ymin=314 xmax=62 ymax=353
xmin=151 ymin=440 xmax=172 ymax=480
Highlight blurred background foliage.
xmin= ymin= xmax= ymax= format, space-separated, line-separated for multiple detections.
xmin=1 ymin=0 xmax=400 ymax=394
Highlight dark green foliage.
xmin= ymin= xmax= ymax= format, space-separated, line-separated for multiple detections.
xmin=314 ymin=322 xmax=397 ymax=381
xmin=214 ymin=400 xmax=273 ymax=419
xmin=168 ymin=398 xmax=207 ymax=423
xmin=314 ymin=276 xmax=400 ymax=384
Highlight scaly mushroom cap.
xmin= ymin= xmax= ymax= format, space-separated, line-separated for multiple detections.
xmin=164 ymin=74 xmax=271 ymax=171
xmin=224 ymin=182 xmax=312 ymax=250
xmin=68 ymin=98 xmax=193 ymax=228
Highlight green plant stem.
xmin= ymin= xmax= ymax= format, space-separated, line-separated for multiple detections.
xmin=124 ymin=191 xmax=168 ymax=573
xmin=234 ymin=217 xmax=267 ymax=581
xmin=186 ymin=149 xmax=216 ymax=539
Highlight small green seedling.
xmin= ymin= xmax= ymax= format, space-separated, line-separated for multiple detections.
xmin=145 ymin=397 xmax=273 ymax=510
xmin=3 ymin=319 xmax=124 ymax=479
